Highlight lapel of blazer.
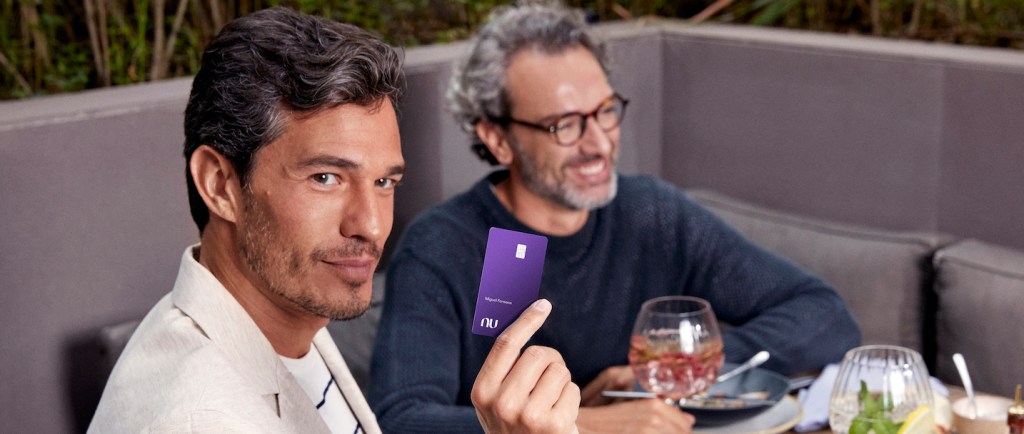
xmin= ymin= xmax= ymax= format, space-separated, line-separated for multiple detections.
xmin=171 ymin=245 xmax=330 ymax=433
xmin=273 ymin=365 xmax=331 ymax=432
xmin=314 ymin=328 xmax=382 ymax=434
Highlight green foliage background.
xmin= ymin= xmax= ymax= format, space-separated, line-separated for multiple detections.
xmin=2 ymin=0 xmax=1022 ymax=100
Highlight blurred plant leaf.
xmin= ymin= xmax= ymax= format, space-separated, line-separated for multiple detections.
xmin=1 ymin=0 xmax=1023 ymax=100
xmin=751 ymin=0 xmax=801 ymax=26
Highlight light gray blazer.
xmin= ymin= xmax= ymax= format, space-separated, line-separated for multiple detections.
xmin=89 ymin=246 xmax=381 ymax=433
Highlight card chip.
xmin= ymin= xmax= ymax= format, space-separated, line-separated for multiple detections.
xmin=515 ymin=244 xmax=527 ymax=259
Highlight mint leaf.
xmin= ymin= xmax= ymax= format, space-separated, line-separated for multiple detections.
xmin=860 ymin=380 xmax=880 ymax=415
xmin=851 ymin=380 xmax=902 ymax=434
xmin=872 ymin=419 xmax=894 ymax=434
xmin=850 ymin=418 xmax=871 ymax=434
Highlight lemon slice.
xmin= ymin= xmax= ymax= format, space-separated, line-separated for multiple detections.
xmin=897 ymin=405 xmax=935 ymax=434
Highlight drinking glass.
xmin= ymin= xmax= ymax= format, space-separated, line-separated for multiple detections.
xmin=628 ymin=296 xmax=724 ymax=401
xmin=829 ymin=345 xmax=934 ymax=434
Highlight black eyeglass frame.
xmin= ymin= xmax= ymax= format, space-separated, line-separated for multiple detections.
xmin=492 ymin=93 xmax=630 ymax=146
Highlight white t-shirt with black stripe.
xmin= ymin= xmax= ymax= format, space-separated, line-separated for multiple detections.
xmin=280 ymin=345 xmax=362 ymax=434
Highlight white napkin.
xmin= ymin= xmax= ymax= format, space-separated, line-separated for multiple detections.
xmin=795 ymin=364 xmax=840 ymax=432
xmin=793 ymin=364 xmax=950 ymax=432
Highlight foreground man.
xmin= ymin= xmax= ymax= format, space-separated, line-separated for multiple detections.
xmin=370 ymin=4 xmax=861 ymax=433
xmin=90 ymin=8 xmax=579 ymax=433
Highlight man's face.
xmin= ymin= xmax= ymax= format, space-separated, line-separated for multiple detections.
xmin=238 ymin=101 xmax=403 ymax=321
xmin=503 ymin=45 xmax=620 ymax=210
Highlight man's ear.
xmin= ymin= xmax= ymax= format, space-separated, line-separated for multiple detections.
xmin=476 ymin=121 xmax=514 ymax=166
xmin=189 ymin=145 xmax=244 ymax=224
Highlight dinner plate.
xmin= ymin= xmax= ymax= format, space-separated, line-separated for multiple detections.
xmin=693 ymin=395 xmax=802 ymax=434
xmin=683 ymin=363 xmax=791 ymax=426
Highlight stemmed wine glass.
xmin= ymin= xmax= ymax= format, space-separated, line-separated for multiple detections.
xmin=829 ymin=345 xmax=934 ymax=433
xmin=628 ymin=296 xmax=725 ymax=402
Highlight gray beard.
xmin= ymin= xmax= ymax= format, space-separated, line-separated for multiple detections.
xmin=510 ymin=136 xmax=618 ymax=211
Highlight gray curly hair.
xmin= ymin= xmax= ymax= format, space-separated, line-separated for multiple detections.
xmin=446 ymin=2 xmax=610 ymax=163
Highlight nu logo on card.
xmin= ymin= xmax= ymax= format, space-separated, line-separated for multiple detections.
xmin=480 ymin=318 xmax=499 ymax=329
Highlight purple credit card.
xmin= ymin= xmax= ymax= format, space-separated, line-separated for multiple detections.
xmin=472 ymin=227 xmax=548 ymax=337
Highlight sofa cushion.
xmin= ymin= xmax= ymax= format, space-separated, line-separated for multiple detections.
xmin=933 ymin=239 xmax=1024 ymax=395
xmin=98 ymin=319 xmax=142 ymax=374
xmin=688 ymin=189 xmax=948 ymax=357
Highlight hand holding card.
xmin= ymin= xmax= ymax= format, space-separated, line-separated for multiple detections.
xmin=472 ymin=227 xmax=548 ymax=337
xmin=471 ymin=299 xmax=581 ymax=434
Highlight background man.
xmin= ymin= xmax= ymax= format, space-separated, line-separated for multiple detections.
xmin=370 ymin=3 xmax=861 ymax=433
xmin=90 ymin=8 xmax=579 ymax=433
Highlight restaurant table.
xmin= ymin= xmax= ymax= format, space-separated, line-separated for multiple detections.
xmin=798 ymin=386 xmax=970 ymax=434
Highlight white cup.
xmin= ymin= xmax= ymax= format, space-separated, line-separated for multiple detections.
xmin=952 ymin=395 xmax=1012 ymax=434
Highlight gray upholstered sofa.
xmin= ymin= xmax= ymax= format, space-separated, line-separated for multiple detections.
xmin=688 ymin=190 xmax=1024 ymax=396
xmin=3 ymin=19 xmax=1023 ymax=433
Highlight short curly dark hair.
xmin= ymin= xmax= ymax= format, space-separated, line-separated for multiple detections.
xmin=183 ymin=7 xmax=405 ymax=232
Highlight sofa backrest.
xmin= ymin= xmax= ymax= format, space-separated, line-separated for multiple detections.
xmin=658 ymin=24 xmax=1024 ymax=251
xmin=692 ymin=189 xmax=1024 ymax=395
xmin=689 ymin=190 xmax=948 ymax=361
xmin=0 ymin=78 xmax=199 ymax=432
xmin=933 ymin=240 xmax=1024 ymax=395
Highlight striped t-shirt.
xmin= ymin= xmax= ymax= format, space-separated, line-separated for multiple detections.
xmin=280 ymin=345 xmax=362 ymax=434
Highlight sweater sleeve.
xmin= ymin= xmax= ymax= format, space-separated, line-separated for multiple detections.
xmin=368 ymin=246 xmax=484 ymax=434
xmin=672 ymin=189 xmax=861 ymax=374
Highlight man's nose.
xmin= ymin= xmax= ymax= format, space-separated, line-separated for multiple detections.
xmin=339 ymin=187 xmax=385 ymax=242
xmin=577 ymin=115 xmax=614 ymax=154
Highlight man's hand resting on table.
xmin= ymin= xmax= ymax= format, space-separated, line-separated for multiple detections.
xmin=580 ymin=365 xmax=635 ymax=406
xmin=577 ymin=365 xmax=695 ymax=434
xmin=472 ymin=299 xmax=581 ymax=434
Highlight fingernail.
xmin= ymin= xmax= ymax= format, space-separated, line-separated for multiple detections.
xmin=532 ymin=298 xmax=551 ymax=312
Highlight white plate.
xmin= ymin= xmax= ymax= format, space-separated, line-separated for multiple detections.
xmin=694 ymin=395 xmax=803 ymax=434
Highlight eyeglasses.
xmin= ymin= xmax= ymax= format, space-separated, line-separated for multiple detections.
xmin=495 ymin=94 xmax=629 ymax=146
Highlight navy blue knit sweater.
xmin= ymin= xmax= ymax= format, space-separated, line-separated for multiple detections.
xmin=369 ymin=171 xmax=860 ymax=433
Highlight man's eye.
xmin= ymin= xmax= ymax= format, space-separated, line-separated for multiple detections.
xmin=553 ymin=117 xmax=579 ymax=132
xmin=312 ymin=173 xmax=340 ymax=185
xmin=376 ymin=178 xmax=400 ymax=190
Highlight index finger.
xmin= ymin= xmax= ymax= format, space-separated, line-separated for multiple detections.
xmin=476 ymin=298 xmax=552 ymax=385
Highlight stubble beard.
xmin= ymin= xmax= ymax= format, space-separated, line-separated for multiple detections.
xmin=509 ymin=135 xmax=618 ymax=211
xmin=238 ymin=191 xmax=374 ymax=321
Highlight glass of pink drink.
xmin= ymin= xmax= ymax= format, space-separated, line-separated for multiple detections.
xmin=629 ymin=296 xmax=725 ymax=402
